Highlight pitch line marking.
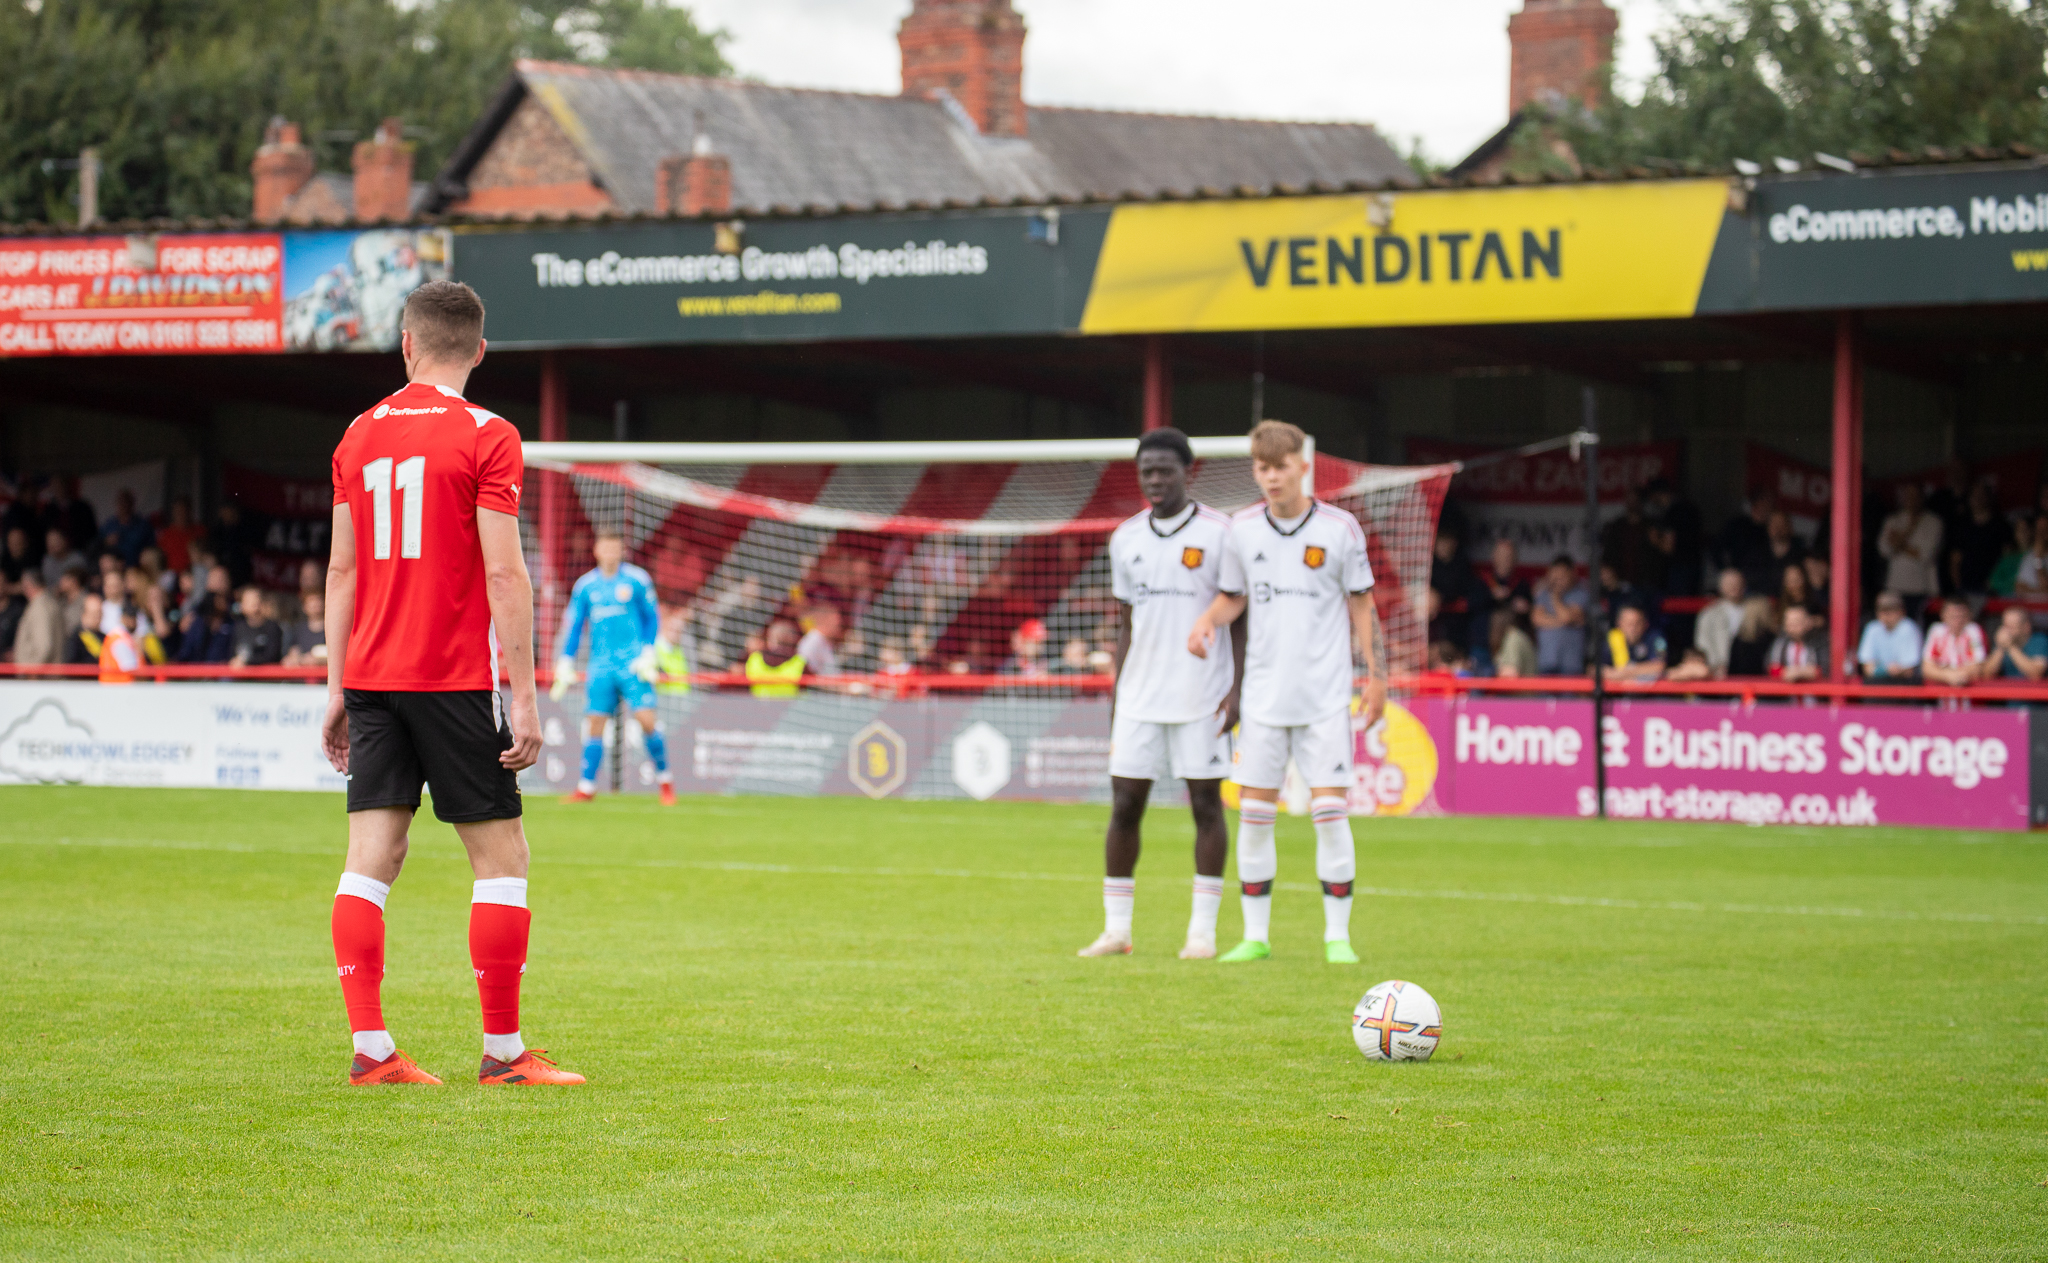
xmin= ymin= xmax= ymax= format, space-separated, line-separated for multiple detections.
xmin=8 ymin=834 xmax=2048 ymax=927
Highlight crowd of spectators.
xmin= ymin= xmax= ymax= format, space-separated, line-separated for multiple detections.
xmin=0 ymin=476 xmax=328 ymax=674
xmin=1427 ymin=471 xmax=2048 ymax=689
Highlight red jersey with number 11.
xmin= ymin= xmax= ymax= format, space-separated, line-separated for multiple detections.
xmin=331 ymin=381 xmax=524 ymax=691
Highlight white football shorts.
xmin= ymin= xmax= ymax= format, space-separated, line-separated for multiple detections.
xmin=1109 ymin=711 xmax=1234 ymax=782
xmin=1233 ymin=711 xmax=1356 ymax=791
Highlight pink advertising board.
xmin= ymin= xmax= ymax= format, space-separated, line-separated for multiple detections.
xmin=1392 ymin=697 xmax=2033 ymax=831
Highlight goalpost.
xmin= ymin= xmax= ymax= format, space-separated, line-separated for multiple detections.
xmin=520 ymin=436 xmax=1455 ymax=687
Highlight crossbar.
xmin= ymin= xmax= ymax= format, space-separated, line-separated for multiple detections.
xmin=521 ymin=437 xmax=1259 ymax=465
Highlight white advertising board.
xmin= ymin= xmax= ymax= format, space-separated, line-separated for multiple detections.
xmin=0 ymin=682 xmax=343 ymax=792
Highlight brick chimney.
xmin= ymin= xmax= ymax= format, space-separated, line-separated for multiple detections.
xmin=899 ymin=0 xmax=1027 ymax=138
xmin=250 ymin=117 xmax=314 ymax=222
xmin=658 ymin=133 xmax=732 ymax=216
xmin=351 ymin=118 xmax=414 ymax=222
xmin=1507 ymin=0 xmax=1619 ymax=114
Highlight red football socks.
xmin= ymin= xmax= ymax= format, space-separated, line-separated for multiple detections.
xmin=469 ymin=883 xmax=531 ymax=1037
xmin=331 ymin=877 xmax=390 ymax=1033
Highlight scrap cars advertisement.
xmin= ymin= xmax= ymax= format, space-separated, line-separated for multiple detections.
xmin=0 ymin=233 xmax=283 ymax=356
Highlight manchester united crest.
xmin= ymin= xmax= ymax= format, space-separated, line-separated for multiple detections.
xmin=1181 ymin=547 xmax=1204 ymax=569
xmin=1303 ymin=545 xmax=1327 ymax=569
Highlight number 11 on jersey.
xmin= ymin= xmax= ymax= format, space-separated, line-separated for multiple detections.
xmin=363 ymin=456 xmax=425 ymax=559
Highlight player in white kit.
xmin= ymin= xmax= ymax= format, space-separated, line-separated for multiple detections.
xmin=1189 ymin=420 xmax=1386 ymax=964
xmin=1078 ymin=428 xmax=1244 ymax=960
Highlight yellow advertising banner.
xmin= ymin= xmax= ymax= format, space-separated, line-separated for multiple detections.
xmin=1078 ymin=180 xmax=1732 ymax=333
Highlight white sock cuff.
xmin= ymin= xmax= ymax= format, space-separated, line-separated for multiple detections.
xmin=336 ymin=872 xmax=391 ymax=910
xmin=1103 ymin=877 xmax=1135 ymax=895
xmin=472 ymin=877 xmax=529 ymax=908
xmin=1310 ymin=795 xmax=1349 ymax=823
xmin=1192 ymin=875 xmax=1225 ymax=895
xmin=1239 ymin=799 xmax=1279 ymax=824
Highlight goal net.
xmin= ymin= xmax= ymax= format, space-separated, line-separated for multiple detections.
xmin=521 ymin=437 xmax=1454 ymax=687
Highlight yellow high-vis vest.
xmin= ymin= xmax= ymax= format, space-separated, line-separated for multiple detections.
xmin=655 ymin=639 xmax=690 ymax=695
xmin=744 ymin=652 xmax=805 ymax=697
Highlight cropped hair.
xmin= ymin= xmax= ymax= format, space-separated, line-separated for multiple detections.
xmin=1136 ymin=426 xmax=1194 ymax=468
xmin=402 ymin=280 xmax=486 ymax=365
xmin=1248 ymin=419 xmax=1305 ymax=465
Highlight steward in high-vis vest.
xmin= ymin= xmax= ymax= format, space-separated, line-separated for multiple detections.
xmin=654 ymin=637 xmax=691 ymax=695
xmin=98 ymin=613 xmax=139 ymax=684
xmin=744 ymin=619 xmax=805 ymax=698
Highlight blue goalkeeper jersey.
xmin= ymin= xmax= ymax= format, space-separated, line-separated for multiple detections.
xmin=561 ymin=564 xmax=658 ymax=674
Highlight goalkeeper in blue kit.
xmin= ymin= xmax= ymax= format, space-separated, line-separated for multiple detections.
xmin=552 ymin=532 xmax=675 ymax=805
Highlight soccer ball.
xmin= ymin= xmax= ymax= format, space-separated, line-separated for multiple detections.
xmin=1352 ymin=980 xmax=1443 ymax=1062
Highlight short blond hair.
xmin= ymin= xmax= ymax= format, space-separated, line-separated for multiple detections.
xmin=1249 ymin=419 xmax=1305 ymax=465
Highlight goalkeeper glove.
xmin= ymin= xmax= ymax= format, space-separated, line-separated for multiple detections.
xmin=632 ymin=645 xmax=659 ymax=684
xmin=549 ymin=658 xmax=577 ymax=701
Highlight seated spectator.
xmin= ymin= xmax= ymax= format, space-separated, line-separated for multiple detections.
xmin=0 ymin=576 xmax=22 ymax=659
xmin=99 ymin=490 xmax=155 ymax=566
xmin=12 ymin=570 xmax=63 ymax=665
xmin=796 ymin=604 xmax=843 ymax=679
xmin=1921 ymin=597 xmax=1987 ymax=686
xmin=99 ymin=570 xmax=129 ymax=635
xmin=1530 ymin=557 xmax=1588 ymax=676
xmin=877 ymin=638 xmax=914 ymax=677
xmin=1 ymin=526 xmax=32 ymax=587
xmin=2015 ymin=515 xmax=2048 ymax=599
xmin=1478 ymin=538 xmax=1532 ymax=621
xmin=155 ymin=497 xmax=197 ymax=574
xmin=1056 ymin=637 xmax=1092 ymax=675
xmin=229 ymin=587 xmax=284 ymax=667
xmin=284 ymin=592 xmax=327 ymax=666
xmin=98 ymin=603 xmax=142 ymax=682
xmin=56 ymin=570 xmax=85 ymax=636
xmin=1858 ymin=592 xmax=1923 ymax=683
xmin=745 ymin=619 xmax=805 ymax=696
xmin=1767 ymin=605 xmax=1829 ymax=682
xmin=175 ymin=591 xmax=234 ymax=663
xmin=1487 ymin=608 xmax=1537 ymax=679
xmin=1779 ymin=562 xmax=1823 ymax=625
xmin=1002 ymin=618 xmax=1049 ymax=677
xmin=1728 ymin=597 xmax=1779 ymax=678
xmin=1667 ymin=647 xmax=1714 ymax=682
xmin=40 ymin=527 xmax=84 ymax=589
xmin=1602 ymin=604 xmax=1666 ymax=681
xmin=1426 ymin=640 xmax=1473 ymax=677
xmin=1692 ymin=568 xmax=1748 ymax=679
xmin=1983 ymin=606 xmax=2047 ymax=681
xmin=66 ymin=593 xmax=105 ymax=664
xmin=1878 ymin=483 xmax=1943 ymax=616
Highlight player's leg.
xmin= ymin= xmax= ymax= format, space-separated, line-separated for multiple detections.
xmin=335 ymin=690 xmax=440 ymax=1085
xmin=1220 ymin=719 xmax=1285 ymax=962
xmin=571 ymin=673 xmax=615 ymax=801
xmin=1169 ymin=717 xmax=1232 ymax=958
xmin=408 ymin=690 xmax=585 ymax=1085
xmin=627 ymin=670 xmax=673 ymax=805
xmin=1303 ymin=709 xmax=1360 ymax=964
xmin=1080 ymin=776 xmax=1148 ymax=956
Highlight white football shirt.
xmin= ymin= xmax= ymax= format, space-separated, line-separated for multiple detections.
xmin=1109 ymin=502 xmax=1236 ymax=724
xmin=1219 ymin=501 xmax=1374 ymax=726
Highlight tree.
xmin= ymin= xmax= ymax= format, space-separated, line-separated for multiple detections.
xmin=1516 ymin=0 xmax=2048 ymax=175
xmin=0 ymin=0 xmax=730 ymax=224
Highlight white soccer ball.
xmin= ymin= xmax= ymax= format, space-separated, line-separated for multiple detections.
xmin=1352 ymin=980 xmax=1442 ymax=1062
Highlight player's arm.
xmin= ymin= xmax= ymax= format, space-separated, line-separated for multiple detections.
xmin=320 ymin=504 xmax=357 ymax=773
xmin=1350 ymin=590 xmax=1387 ymax=728
xmin=550 ymin=579 xmax=588 ymax=700
xmin=1217 ymin=607 xmax=1247 ymax=735
xmin=1187 ymin=592 xmax=1246 ymax=659
xmin=479 ymin=507 xmax=542 ymax=772
xmin=1108 ymin=601 xmax=1132 ymax=725
xmin=632 ymin=578 xmax=660 ymax=683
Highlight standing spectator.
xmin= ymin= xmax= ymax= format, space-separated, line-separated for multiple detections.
xmin=55 ymin=570 xmax=86 ymax=636
xmin=744 ymin=619 xmax=804 ymax=696
xmin=2014 ymin=515 xmax=2048 ymax=599
xmin=1779 ymin=563 xmax=1823 ymax=625
xmin=1715 ymin=488 xmax=1776 ymax=576
xmin=40 ymin=477 xmax=99 ymax=553
xmin=1982 ymin=606 xmax=2047 ymax=681
xmin=1600 ymin=488 xmax=1665 ymax=596
xmin=1949 ymin=484 xmax=2008 ymax=602
xmin=1428 ymin=530 xmax=1474 ymax=650
xmin=284 ymin=591 xmax=327 ymax=666
xmin=98 ymin=570 xmax=129 ymax=634
xmin=40 ymin=528 xmax=83 ymax=588
xmin=0 ymin=478 xmax=42 ymax=562
xmin=176 ymin=590 xmax=234 ymax=663
xmin=1476 ymin=539 xmax=1532 ymax=621
xmin=1691 ymin=568 xmax=1748 ymax=679
xmin=1926 ymin=459 xmax=1972 ymax=542
xmin=1602 ymin=604 xmax=1667 ymax=681
xmin=155 ymin=497 xmax=198 ymax=574
xmin=1644 ymin=478 xmax=1705 ymax=596
xmin=1487 ymin=609 xmax=1538 ymax=678
xmin=1921 ymin=597 xmax=1987 ymax=686
xmin=1741 ymin=511 xmax=1804 ymax=597
xmin=1596 ymin=562 xmax=1644 ymax=629
xmin=99 ymin=490 xmax=155 ymax=566
xmin=208 ymin=501 xmax=255 ymax=588
xmin=1802 ymin=554 xmax=1833 ymax=619
xmin=1530 ymin=557 xmax=1588 ymax=676
xmin=64 ymin=594 xmax=104 ymax=664
xmin=1857 ymin=592 xmax=1924 ymax=683
xmin=795 ymin=604 xmax=843 ymax=679
xmin=1 ymin=527 xmax=32 ymax=587
xmin=12 ymin=570 xmax=64 ymax=665
xmin=229 ymin=587 xmax=284 ymax=667
xmin=1986 ymin=517 xmax=2029 ymax=597
xmin=1877 ymin=483 xmax=1943 ymax=615
xmin=0 ymin=571 xmax=22 ymax=658
xmin=1767 ymin=605 xmax=1829 ymax=682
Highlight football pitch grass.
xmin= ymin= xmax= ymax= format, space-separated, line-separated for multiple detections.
xmin=2 ymin=788 xmax=2043 ymax=1260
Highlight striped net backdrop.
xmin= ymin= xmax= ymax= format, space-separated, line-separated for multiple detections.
xmin=524 ymin=449 xmax=1453 ymax=686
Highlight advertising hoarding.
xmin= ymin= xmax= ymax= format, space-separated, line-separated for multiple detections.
xmin=0 ymin=233 xmax=282 ymax=357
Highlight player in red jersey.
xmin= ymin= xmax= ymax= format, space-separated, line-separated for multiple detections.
xmin=321 ymin=280 xmax=583 ymax=1087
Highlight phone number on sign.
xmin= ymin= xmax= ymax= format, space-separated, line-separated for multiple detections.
xmin=1576 ymin=784 xmax=1881 ymax=826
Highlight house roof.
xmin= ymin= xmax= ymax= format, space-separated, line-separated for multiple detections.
xmin=425 ymin=60 xmax=1421 ymax=215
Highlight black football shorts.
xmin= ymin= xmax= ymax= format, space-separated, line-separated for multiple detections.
xmin=344 ymin=689 xmax=522 ymax=823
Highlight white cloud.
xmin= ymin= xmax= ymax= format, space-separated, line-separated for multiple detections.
xmin=685 ymin=0 xmax=1672 ymax=164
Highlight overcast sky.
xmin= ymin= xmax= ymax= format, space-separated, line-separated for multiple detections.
xmin=682 ymin=0 xmax=1673 ymax=165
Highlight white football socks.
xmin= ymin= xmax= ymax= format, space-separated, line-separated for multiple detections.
xmin=1236 ymin=798 xmax=1279 ymax=943
xmin=335 ymin=871 xmax=391 ymax=909
xmin=1188 ymin=875 xmax=1224 ymax=943
xmin=483 ymin=1031 xmax=526 ymax=1062
xmin=1102 ymin=877 xmax=1135 ymax=938
xmin=1312 ymin=795 xmax=1356 ymax=943
xmin=353 ymin=1029 xmax=397 ymax=1062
